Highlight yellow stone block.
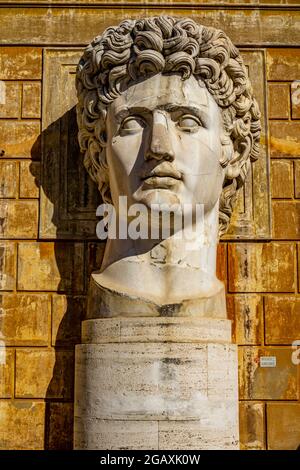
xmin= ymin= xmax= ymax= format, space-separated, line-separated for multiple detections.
xmin=267 ymin=403 xmax=300 ymax=450
xmin=271 ymin=160 xmax=293 ymax=199
xmin=239 ymin=346 xmax=298 ymax=400
xmin=0 ymin=348 xmax=13 ymax=398
xmin=0 ymin=293 xmax=50 ymax=346
xmin=0 ymin=82 xmax=21 ymax=118
xmin=227 ymin=294 xmax=263 ymax=345
xmin=19 ymin=161 xmax=39 ymax=198
xmin=0 ymin=47 xmax=42 ymax=80
xmin=0 ymin=161 xmax=19 ymax=198
xmin=0 ymin=200 xmax=38 ymax=239
xmin=22 ymin=82 xmax=41 ymax=118
xmin=15 ymin=349 xmax=74 ymax=399
xmin=0 ymin=120 xmax=40 ymax=159
xmin=0 ymin=242 xmax=15 ymax=290
xmin=0 ymin=401 xmax=45 ymax=450
xmin=239 ymin=402 xmax=265 ymax=450
xmin=228 ymin=243 xmax=295 ymax=293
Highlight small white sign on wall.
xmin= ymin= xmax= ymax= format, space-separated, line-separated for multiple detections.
xmin=260 ymin=356 xmax=277 ymax=368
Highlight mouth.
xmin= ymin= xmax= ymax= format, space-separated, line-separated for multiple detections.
xmin=141 ymin=165 xmax=182 ymax=189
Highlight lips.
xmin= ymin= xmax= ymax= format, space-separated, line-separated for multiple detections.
xmin=141 ymin=163 xmax=182 ymax=183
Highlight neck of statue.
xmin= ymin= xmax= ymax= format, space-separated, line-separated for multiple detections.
xmin=92 ymin=201 xmax=224 ymax=306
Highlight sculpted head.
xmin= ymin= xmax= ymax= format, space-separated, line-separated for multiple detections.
xmin=76 ymin=16 xmax=261 ymax=236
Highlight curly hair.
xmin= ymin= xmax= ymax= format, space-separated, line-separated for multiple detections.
xmin=76 ymin=15 xmax=261 ymax=236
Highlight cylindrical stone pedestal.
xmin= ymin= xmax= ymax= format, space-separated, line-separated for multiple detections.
xmin=74 ymin=317 xmax=239 ymax=449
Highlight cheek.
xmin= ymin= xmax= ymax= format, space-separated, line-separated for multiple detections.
xmin=178 ymin=131 xmax=222 ymax=177
xmin=107 ymin=133 xmax=145 ymax=175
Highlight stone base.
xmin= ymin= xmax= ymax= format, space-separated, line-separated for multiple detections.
xmin=74 ymin=317 xmax=239 ymax=450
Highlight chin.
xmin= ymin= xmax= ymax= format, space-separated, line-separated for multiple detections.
xmin=136 ymin=189 xmax=181 ymax=210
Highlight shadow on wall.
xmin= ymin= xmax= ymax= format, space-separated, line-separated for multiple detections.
xmin=30 ymin=107 xmax=103 ymax=450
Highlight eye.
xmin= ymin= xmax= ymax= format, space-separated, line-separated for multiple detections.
xmin=177 ymin=115 xmax=202 ymax=132
xmin=120 ymin=116 xmax=146 ymax=135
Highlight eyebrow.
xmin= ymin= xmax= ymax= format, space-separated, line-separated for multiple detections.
xmin=114 ymin=103 xmax=211 ymax=127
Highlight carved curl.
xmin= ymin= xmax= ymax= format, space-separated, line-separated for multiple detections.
xmin=76 ymin=16 xmax=261 ymax=236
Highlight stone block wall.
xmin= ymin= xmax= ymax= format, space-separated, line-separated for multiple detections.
xmin=0 ymin=1 xmax=300 ymax=450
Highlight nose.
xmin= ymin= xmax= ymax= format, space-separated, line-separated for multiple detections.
xmin=145 ymin=111 xmax=175 ymax=162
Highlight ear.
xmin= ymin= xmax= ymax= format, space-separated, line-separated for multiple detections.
xmin=224 ymin=135 xmax=252 ymax=183
xmin=220 ymin=133 xmax=234 ymax=169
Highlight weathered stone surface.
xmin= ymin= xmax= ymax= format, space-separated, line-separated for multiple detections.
xmin=272 ymin=201 xmax=300 ymax=239
xmin=268 ymin=83 xmax=289 ymax=119
xmin=1 ymin=8 xmax=300 ymax=46
xmin=22 ymin=82 xmax=41 ymax=118
xmin=0 ymin=348 xmax=13 ymax=398
xmin=19 ymin=161 xmax=39 ymax=198
xmin=291 ymin=80 xmax=300 ymax=120
xmin=17 ymin=242 xmax=84 ymax=292
xmin=0 ymin=242 xmax=15 ymax=290
xmin=228 ymin=243 xmax=295 ymax=292
xmin=0 ymin=47 xmax=42 ymax=79
xmin=270 ymin=121 xmax=300 ymax=159
xmin=267 ymin=403 xmax=300 ymax=450
xmin=74 ymin=417 xmax=159 ymax=450
xmin=294 ymin=160 xmax=300 ymax=198
xmin=0 ymin=401 xmax=45 ymax=450
xmin=265 ymin=295 xmax=300 ymax=345
xmin=82 ymin=318 xmax=232 ymax=344
xmin=227 ymin=294 xmax=263 ymax=345
xmin=239 ymin=347 xmax=298 ymax=400
xmin=46 ymin=402 xmax=74 ymax=450
xmin=0 ymin=293 xmax=50 ymax=346
xmin=267 ymin=49 xmax=300 ymax=81
xmin=15 ymin=349 xmax=74 ymax=399
xmin=0 ymin=161 xmax=19 ymax=198
xmin=0 ymin=120 xmax=40 ymax=159
xmin=239 ymin=402 xmax=265 ymax=450
xmin=158 ymin=412 xmax=239 ymax=450
xmin=0 ymin=200 xmax=38 ymax=239
xmin=0 ymin=81 xmax=20 ymax=118
xmin=271 ymin=160 xmax=293 ymax=199
xmin=52 ymin=294 xmax=86 ymax=347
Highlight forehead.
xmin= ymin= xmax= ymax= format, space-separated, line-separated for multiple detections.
xmin=111 ymin=73 xmax=209 ymax=114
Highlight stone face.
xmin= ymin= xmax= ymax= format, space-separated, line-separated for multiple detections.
xmin=268 ymin=83 xmax=289 ymax=119
xmin=0 ymin=81 xmax=21 ymax=118
xmin=267 ymin=403 xmax=300 ymax=450
xmin=22 ymin=82 xmax=41 ymax=118
xmin=227 ymin=294 xmax=263 ymax=345
xmin=228 ymin=243 xmax=295 ymax=293
xmin=267 ymin=49 xmax=300 ymax=81
xmin=0 ymin=401 xmax=45 ymax=450
xmin=270 ymin=121 xmax=300 ymax=159
xmin=0 ymin=120 xmax=40 ymax=159
xmin=46 ymin=402 xmax=74 ymax=450
xmin=271 ymin=160 xmax=293 ymax=199
xmin=0 ymin=161 xmax=19 ymax=198
xmin=15 ymin=349 xmax=74 ymax=399
xmin=0 ymin=47 xmax=42 ymax=80
xmin=239 ymin=347 xmax=298 ymax=400
xmin=0 ymin=242 xmax=15 ymax=290
xmin=272 ymin=201 xmax=300 ymax=239
xmin=19 ymin=161 xmax=40 ymax=198
xmin=0 ymin=348 xmax=13 ymax=398
xmin=52 ymin=294 xmax=86 ymax=347
xmin=265 ymin=296 xmax=300 ymax=345
xmin=239 ymin=402 xmax=265 ymax=450
xmin=0 ymin=200 xmax=38 ymax=239
xmin=0 ymin=293 xmax=50 ymax=346
xmin=17 ymin=242 xmax=84 ymax=292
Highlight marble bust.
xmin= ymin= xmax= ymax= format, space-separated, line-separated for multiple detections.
xmin=76 ymin=16 xmax=261 ymax=317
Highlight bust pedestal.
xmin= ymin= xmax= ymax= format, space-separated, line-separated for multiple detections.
xmin=74 ymin=315 xmax=239 ymax=449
